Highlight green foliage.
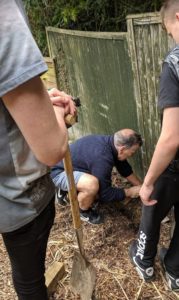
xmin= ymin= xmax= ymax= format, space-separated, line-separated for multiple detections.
xmin=23 ymin=0 xmax=163 ymax=55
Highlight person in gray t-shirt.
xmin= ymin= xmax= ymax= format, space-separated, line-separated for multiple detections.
xmin=0 ymin=1 xmax=76 ymax=299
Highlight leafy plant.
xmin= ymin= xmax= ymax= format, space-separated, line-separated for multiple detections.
xmin=23 ymin=0 xmax=163 ymax=55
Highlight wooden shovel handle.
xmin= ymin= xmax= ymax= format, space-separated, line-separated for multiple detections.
xmin=63 ymin=114 xmax=81 ymax=229
xmin=64 ymin=114 xmax=77 ymax=126
xmin=63 ymin=145 xmax=81 ymax=230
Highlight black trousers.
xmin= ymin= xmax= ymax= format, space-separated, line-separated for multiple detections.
xmin=2 ymin=198 xmax=55 ymax=300
xmin=135 ymin=169 xmax=179 ymax=277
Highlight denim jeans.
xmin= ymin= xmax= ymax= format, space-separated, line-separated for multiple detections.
xmin=135 ymin=169 xmax=179 ymax=277
xmin=2 ymin=198 xmax=55 ymax=300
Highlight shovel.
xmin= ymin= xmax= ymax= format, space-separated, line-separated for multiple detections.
xmin=63 ymin=116 xmax=96 ymax=300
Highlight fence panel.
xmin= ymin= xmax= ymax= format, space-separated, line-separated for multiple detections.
xmin=46 ymin=27 xmax=143 ymax=177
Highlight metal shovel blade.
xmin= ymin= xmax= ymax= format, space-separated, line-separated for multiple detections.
xmin=70 ymin=250 xmax=96 ymax=300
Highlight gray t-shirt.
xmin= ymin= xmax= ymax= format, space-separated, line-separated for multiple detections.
xmin=0 ymin=0 xmax=55 ymax=233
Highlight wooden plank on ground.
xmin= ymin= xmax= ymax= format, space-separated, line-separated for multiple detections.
xmin=45 ymin=261 xmax=65 ymax=294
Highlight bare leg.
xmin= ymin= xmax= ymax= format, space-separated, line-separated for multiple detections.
xmin=76 ymin=174 xmax=99 ymax=210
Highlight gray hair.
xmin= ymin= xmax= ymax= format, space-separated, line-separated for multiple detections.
xmin=114 ymin=131 xmax=142 ymax=148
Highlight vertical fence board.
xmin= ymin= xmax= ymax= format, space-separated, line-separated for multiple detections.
xmin=127 ymin=19 xmax=148 ymax=172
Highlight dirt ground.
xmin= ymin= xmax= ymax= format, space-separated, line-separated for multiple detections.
xmin=0 ymin=173 xmax=178 ymax=300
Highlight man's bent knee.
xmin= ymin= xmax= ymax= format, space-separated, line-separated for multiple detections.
xmin=77 ymin=174 xmax=99 ymax=196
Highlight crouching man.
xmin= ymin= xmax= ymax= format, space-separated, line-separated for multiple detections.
xmin=51 ymin=129 xmax=142 ymax=224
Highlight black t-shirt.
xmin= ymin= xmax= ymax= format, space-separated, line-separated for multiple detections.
xmin=158 ymin=60 xmax=179 ymax=159
xmin=158 ymin=62 xmax=179 ymax=110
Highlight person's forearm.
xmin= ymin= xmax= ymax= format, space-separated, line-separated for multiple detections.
xmin=126 ymin=173 xmax=142 ymax=186
xmin=53 ymin=105 xmax=65 ymax=126
xmin=144 ymin=137 xmax=177 ymax=186
xmin=2 ymin=77 xmax=68 ymax=166
xmin=124 ymin=185 xmax=141 ymax=198
xmin=100 ymin=186 xmax=125 ymax=202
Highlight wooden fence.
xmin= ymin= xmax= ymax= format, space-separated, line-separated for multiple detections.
xmin=127 ymin=12 xmax=175 ymax=172
xmin=41 ymin=57 xmax=57 ymax=90
xmin=45 ymin=12 xmax=175 ymax=178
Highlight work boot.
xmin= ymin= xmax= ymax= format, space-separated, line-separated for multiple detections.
xmin=56 ymin=189 xmax=69 ymax=206
xmin=129 ymin=240 xmax=155 ymax=282
xmin=159 ymin=247 xmax=179 ymax=291
xmin=80 ymin=208 xmax=104 ymax=225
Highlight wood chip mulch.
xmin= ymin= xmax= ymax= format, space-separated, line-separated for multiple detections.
xmin=0 ymin=172 xmax=178 ymax=300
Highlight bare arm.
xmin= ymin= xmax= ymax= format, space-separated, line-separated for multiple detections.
xmin=2 ymin=77 xmax=69 ymax=166
xmin=140 ymin=107 xmax=179 ymax=205
xmin=126 ymin=173 xmax=142 ymax=186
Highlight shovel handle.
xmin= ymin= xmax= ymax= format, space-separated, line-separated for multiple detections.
xmin=63 ymin=145 xmax=81 ymax=230
xmin=64 ymin=114 xmax=77 ymax=126
xmin=63 ymin=114 xmax=81 ymax=229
